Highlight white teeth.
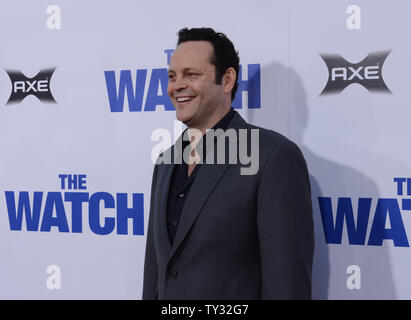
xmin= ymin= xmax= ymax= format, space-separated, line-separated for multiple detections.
xmin=176 ymin=97 xmax=194 ymax=102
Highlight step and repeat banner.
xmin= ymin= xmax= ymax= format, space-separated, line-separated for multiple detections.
xmin=1 ymin=0 xmax=410 ymax=299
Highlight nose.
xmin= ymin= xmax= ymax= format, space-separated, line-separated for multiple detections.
xmin=168 ymin=75 xmax=188 ymax=95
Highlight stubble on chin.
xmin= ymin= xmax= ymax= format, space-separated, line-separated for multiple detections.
xmin=175 ymin=109 xmax=192 ymax=126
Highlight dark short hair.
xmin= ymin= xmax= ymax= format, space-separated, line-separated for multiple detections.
xmin=177 ymin=27 xmax=239 ymax=101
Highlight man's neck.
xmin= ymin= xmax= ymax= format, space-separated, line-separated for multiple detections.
xmin=187 ymin=106 xmax=231 ymax=135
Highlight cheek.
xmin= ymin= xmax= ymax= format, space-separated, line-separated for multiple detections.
xmin=167 ymin=84 xmax=173 ymax=98
xmin=203 ymin=85 xmax=222 ymax=102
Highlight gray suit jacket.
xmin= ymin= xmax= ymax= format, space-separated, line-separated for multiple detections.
xmin=143 ymin=112 xmax=314 ymax=300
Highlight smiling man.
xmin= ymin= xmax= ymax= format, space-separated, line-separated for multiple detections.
xmin=168 ymin=40 xmax=234 ymax=134
xmin=143 ymin=27 xmax=314 ymax=300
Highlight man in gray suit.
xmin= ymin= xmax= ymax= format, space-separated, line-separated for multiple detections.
xmin=143 ymin=27 xmax=314 ymax=300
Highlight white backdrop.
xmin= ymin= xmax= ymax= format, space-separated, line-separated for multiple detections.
xmin=1 ymin=0 xmax=410 ymax=299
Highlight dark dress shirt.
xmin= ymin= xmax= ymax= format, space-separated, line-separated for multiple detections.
xmin=166 ymin=107 xmax=236 ymax=244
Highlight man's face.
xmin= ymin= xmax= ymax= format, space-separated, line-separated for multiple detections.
xmin=167 ymin=41 xmax=225 ymax=129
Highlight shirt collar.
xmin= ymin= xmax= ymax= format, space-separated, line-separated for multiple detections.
xmin=210 ymin=107 xmax=236 ymax=131
xmin=181 ymin=107 xmax=237 ymax=160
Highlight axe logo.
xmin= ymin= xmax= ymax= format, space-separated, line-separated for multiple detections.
xmin=5 ymin=68 xmax=57 ymax=104
xmin=319 ymin=51 xmax=391 ymax=95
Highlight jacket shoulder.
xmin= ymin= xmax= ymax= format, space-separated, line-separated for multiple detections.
xmin=244 ymin=121 xmax=302 ymax=158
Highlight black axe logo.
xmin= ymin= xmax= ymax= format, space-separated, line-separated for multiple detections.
xmin=319 ymin=51 xmax=391 ymax=95
xmin=5 ymin=67 xmax=57 ymax=104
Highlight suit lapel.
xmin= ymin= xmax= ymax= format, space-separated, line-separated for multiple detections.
xmin=156 ymin=162 xmax=173 ymax=253
xmin=169 ymin=161 xmax=230 ymax=259
xmin=168 ymin=114 xmax=246 ymax=259
xmin=156 ymin=132 xmax=186 ymax=254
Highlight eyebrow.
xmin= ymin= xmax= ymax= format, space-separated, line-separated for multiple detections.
xmin=168 ymin=67 xmax=201 ymax=74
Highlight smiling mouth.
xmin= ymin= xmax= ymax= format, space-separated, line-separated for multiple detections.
xmin=176 ymin=96 xmax=196 ymax=103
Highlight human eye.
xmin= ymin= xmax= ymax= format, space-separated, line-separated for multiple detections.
xmin=186 ymin=71 xmax=199 ymax=78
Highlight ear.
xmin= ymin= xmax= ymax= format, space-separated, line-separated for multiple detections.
xmin=223 ymin=67 xmax=236 ymax=95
